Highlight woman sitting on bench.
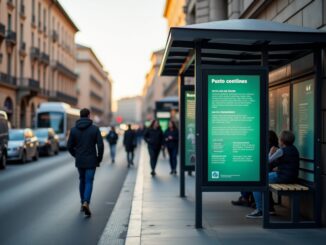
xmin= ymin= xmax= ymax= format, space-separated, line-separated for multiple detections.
xmin=246 ymin=130 xmax=299 ymax=219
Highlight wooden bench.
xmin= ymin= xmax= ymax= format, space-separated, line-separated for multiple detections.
xmin=265 ymin=183 xmax=315 ymax=228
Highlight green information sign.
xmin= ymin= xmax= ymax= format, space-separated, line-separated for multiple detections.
xmin=207 ymin=75 xmax=261 ymax=182
xmin=293 ymin=79 xmax=314 ymax=160
xmin=185 ymin=91 xmax=196 ymax=167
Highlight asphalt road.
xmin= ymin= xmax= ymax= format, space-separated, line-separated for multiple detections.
xmin=0 ymin=140 xmax=138 ymax=245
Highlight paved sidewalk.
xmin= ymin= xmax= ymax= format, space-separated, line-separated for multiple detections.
xmin=125 ymin=144 xmax=326 ymax=245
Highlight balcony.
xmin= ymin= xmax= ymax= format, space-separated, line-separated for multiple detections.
xmin=19 ymin=42 xmax=27 ymax=57
xmin=30 ymin=47 xmax=40 ymax=61
xmin=40 ymin=52 xmax=50 ymax=65
xmin=0 ymin=73 xmax=17 ymax=87
xmin=5 ymin=30 xmax=16 ymax=46
xmin=40 ymin=88 xmax=51 ymax=97
xmin=7 ymin=0 xmax=15 ymax=10
xmin=91 ymin=106 xmax=104 ymax=115
xmin=90 ymin=91 xmax=103 ymax=102
xmin=51 ymin=91 xmax=78 ymax=105
xmin=56 ymin=61 xmax=78 ymax=80
xmin=20 ymin=4 xmax=26 ymax=19
xmin=0 ymin=23 xmax=5 ymax=42
xmin=52 ymin=30 xmax=58 ymax=43
xmin=19 ymin=78 xmax=40 ymax=91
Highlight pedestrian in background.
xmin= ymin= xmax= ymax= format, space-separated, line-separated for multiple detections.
xmin=123 ymin=124 xmax=136 ymax=167
xmin=144 ymin=120 xmax=163 ymax=176
xmin=136 ymin=125 xmax=144 ymax=145
xmin=106 ymin=126 xmax=119 ymax=163
xmin=67 ymin=108 xmax=104 ymax=217
xmin=164 ymin=121 xmax=179 ymax=175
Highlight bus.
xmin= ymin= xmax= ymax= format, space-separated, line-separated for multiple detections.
xmin=36 ymin=102 xmax=79 ymax=148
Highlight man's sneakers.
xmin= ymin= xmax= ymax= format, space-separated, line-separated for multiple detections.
xmin=246 ymin=209 xmax=263 ymax=219
xmin=82 ymin=202 xmax=91 ymax=217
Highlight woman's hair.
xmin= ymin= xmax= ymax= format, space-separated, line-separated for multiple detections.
xmin=149 ymin=119 xmax=159 ymax=129
xmin=169 ymin=120 xmax=177 ymax=130
xmin=269 ymin=130 xmax=279 ymax=148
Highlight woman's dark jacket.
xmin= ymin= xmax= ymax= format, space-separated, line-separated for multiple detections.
xmin=67 ymin=118 xmax=104 ymax=169
xmin=123 ymin=129 xmax=136 ymax=151
xmin=144 ymin=127 xmax=163 ymax=150
xmin=164 ymin=128 xmax=179 ymax=149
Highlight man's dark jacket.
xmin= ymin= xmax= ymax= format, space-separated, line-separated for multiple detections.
xmin=67 ymin=118 xmax=104 ymax=168
xmin=123 ymin=129 xmax=136 ymax=152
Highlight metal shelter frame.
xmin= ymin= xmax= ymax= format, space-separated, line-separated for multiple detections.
xmin=159 ymin=19 xmax=326 ymax=229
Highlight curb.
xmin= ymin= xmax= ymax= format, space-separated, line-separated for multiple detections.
xmin=124 ymin=143 xmax=146 ymax=245
xmin=97 ymin=144 xmax=144 ymax=245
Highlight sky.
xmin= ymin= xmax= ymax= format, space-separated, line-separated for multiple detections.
xmin=59 ymin=0 xmax=168 ymax=105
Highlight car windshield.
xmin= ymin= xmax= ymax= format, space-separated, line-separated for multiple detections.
xmin=9 ymin=130 xmax=24 ymax=141
xmin=35 ymin=129 xmax=48 ymax=138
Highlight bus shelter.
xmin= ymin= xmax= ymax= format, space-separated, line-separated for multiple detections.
xmin=159 ymin=19 xmax=326 ymax=229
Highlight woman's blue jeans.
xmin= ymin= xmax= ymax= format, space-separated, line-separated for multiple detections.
xmin=253 ymin=172 xmax=279 ymax=211
xmin=78 ymin=168 xmax=96 ymax=204
xmin=109 ymin=144 xmax=117 ymax=161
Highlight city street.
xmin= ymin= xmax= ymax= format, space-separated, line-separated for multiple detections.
xmin=0 ymin=141 xmax=136 ymax=245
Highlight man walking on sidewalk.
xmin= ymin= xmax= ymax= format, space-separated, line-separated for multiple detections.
xmin=67 ymin=108 xmax=104 ymax=217
xmin=123 ymin=124 xmax=136 ymax=168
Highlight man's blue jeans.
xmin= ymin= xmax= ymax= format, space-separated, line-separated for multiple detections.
xmin=78 ymin=168 xmax=96 ymax=204
xmin=253 ymin=172 xmax=280 ymax=211
xmin=109 ymin=144 xmax=117 ymax=161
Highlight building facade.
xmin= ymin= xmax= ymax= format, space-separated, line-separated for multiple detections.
xmin=181 ymin=0 xmax=326 ymax=225
xmin=142 ymin=49 xmax=174 ymax=121
xmin=76 ymin=44 xmax=112 ymax=125
xmin=116 ymin=96 xmax=142 ymax=124
xmin=0 ymin=0 xmax=78 ymax=128
xmin=162 ymin=0 xmax=187 ymax=98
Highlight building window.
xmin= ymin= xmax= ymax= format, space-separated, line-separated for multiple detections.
xmin=32 ymin=32 xmax=34 ymax=46
xmin=43 ymin=8 xmax=46 ymax=32
xmin=7 ymin=53 xmax=12 ymax=76
xmin=20 ymin=23 xmax=24 ymax=45
xmin=20 ymin=60 xmax=24 ymax=79
xmin=8 ymin=14 xmax=12 ymax=31
xmin=38 ymin=65 xmax=41 ymax=83
xmin=38 ymin=2 xmax=41 ymax=29
xmin=32 ymin=0 xmax=35 ymax=14
xmin=31 ymin=64 xmax=34 ymax=79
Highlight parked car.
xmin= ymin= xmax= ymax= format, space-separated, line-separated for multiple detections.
xmin=0 ymin=111 xmax=9 ymax=169
xmin=34 ymin=128 xmax=60 ymax=156
xmin=7 ymin=129 xmax=39 ymax=163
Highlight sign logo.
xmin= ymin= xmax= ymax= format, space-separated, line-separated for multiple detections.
xmin=212 ymin=171 xmax=220 ymax=179
xmin=306 ymin=84 xmax=311 ymax=92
